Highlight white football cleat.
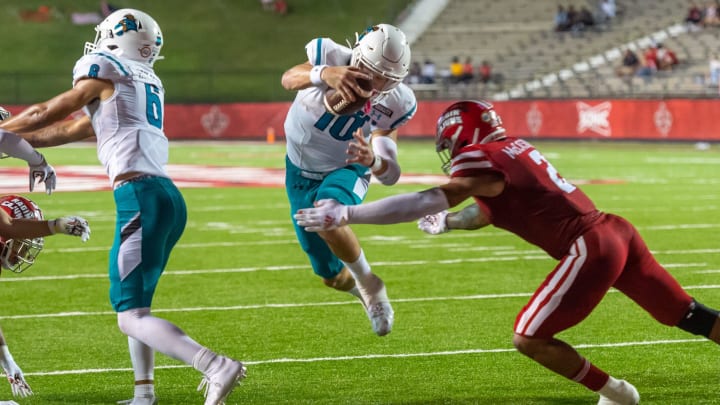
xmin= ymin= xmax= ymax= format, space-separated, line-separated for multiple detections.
xmin=357 ymin=274 xmax=394 ymax=336
xmin=116 ymin=396 xmax=157 ymax=405
xmin=198 ymin=357 xmax=246 ymax=405
xmin=597 ymin=380 xmax=640 ymax=405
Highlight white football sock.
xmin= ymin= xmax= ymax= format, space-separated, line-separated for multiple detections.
xmin=117 ymin=308 xmax=204 ymax=365
xmin=128 ymin=336 xmax=154 ymax=386
xmin=342 ymin=250 xmax=373 ymax=284
xmin=347 ymin=286 xmax=363 ymax=300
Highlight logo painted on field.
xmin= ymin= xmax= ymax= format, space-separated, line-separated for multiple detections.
xmin=0 ymin=166 xmax=449 ymax=193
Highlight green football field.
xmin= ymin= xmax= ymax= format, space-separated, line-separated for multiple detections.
xmin=0 ymin=140 xmax=718 ymax=404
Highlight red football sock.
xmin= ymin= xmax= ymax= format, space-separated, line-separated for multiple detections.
xmin=571 ymin=357 xmax=609 ymax=391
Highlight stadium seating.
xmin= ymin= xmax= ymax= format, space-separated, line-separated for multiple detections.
xmin=406 ymin=0 xmax=719 ymax=99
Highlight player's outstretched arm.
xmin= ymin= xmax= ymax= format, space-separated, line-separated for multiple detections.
xmin=0 ymin=211 xmax=91 ymax=242
xmin=418 ymin=203 xmax=490 ymax=235
xmin=295 ymin=188 xmax=450 ymax=232
xmin=0 ymin=329 xmax=32 ymax=398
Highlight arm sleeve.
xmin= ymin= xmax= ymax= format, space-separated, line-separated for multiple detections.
xmin=371 ymin=135 xmax=400 ymax=185
xmin=0 ymin=129 xmax=44 ymax=165
xmin=348 ymin=187 xmax=450 ymax=225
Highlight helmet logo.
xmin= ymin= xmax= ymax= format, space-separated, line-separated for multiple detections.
xmin=482 ymin=110 xmax=502 ymax=127
xmin=114 ymin=15 xmax=139 ymax=37
xmin=438 ymin=109 xmax=462 ymax=134
xmin=0 ymin=198 xmax=35 ymax=220
xmin=139 ymin=45 xmax=152 ymax=58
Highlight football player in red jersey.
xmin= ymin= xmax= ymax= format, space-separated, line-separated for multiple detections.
xmin=1 ymin=107 xmax=90 ymax=398
xmin=295 ymin=100 xmax=720 ymax=405
xmin=0 ymin=194 xmax=90 ymax=398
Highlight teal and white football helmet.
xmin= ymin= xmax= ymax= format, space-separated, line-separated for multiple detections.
xmin=350 ymin=24 xmax=411 ymax=94
xmin=84 ymin=8 xmax=164 ymax=66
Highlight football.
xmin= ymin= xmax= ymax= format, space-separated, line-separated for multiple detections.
xmin=323 ymin=78 xmax=373 ymax=116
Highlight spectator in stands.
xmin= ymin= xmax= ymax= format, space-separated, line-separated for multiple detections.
xmin=575 ymin=6 xmax=596 ymax=31
xmin=703 ymin=1 xmax=720 ymax=27
xmin=461 ymin=57 xmax=475 ymax=84
xmin=565 ymin=5 xmax=579 ymax=31
xmin=599 ymin=0 xmax=616 ymax=23
xmin=479 ymin=60 xmax=492 ymax=84
xmin=554 ymin=5 xmax=569 ymax=31
xmin=637 ymin=46 xmax=658 ymax=81
xmin=615 ymin=48 xmax=640 ymax=78
xmin=449 ymin=56 xmax=463 ymax=84
xmin=685 ymin=2 xmax=703 ymax=30
xmin=407 ymin=62 xmax=422 ymax=85
xmin=708 ymin=53 xmax=720 ymax=86
xmin=421 ymin=59 xmax=436 ymax=84
xmin=656 ymin=43 xmax=679 ymax=71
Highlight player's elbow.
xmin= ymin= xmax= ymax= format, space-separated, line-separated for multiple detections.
xmin=375 ymin=160 xmax=401 ymax=185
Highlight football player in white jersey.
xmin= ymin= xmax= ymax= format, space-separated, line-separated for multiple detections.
xmin=281 ymin=24 xmax=417 ymax=336
xmin=0 ymin=9 xmax=244 ymax=405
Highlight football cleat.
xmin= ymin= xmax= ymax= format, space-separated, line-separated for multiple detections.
xmin=597 ymin=380 xmax=640 ymax=405
xmin=116 ymin=395 xmax=157 ymax=405
xmin=198 ymin=357 xmax=246 ymax=405
xmin=357 ymin=274 xmax=394 ymax=336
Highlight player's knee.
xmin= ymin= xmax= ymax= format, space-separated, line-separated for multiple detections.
xmin=676 ymin=299 xmax=719 ymax=338
xmin=512 ymin=334 xmax=535 ymax=356
xmin=117 ymin=307 xmax=150 ymax=335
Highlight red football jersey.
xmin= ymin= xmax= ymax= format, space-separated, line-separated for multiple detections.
xmin=450 ymin=137 xmax=602 ymax=259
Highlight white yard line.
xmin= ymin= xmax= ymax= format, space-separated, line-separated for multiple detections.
xmin=24 ymin=338 xmax=709 ymax=377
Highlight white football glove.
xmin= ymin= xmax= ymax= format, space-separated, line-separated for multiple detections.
xmin=294 ymin=199 xmax=349 ymax=232
xmin=51 ymin=216 xmax=91 ymax=242
xmin=28 ymin=155 xmax=56 ymax=195
xmin=417 ymin=210 xmax=450 ymax=235
xmin=0 ymin=346 xmax=32 ymax=398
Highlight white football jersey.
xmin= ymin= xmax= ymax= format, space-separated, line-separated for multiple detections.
xmin=72 ymin=52 xmax=169 ymax=184
xmin=284 ymin=38 xmax=417 ymax=174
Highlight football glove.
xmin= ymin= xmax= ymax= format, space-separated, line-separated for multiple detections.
xmin=28 ymin=155 xmax=56 ymax=195
xmin=0 ymin=346 xmax=32 ymax=398
xmin=417 ymin=210 xmax=450 ymax=235
xmin=51 ymin=216 xmax=91 ymax=242
xmin=294 ymin=199 xmax=349 ymax=232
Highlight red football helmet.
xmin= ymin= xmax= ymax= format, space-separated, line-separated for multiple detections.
xmin=0 ymin=195 xmax=44 ymax=273
xmin=435 ymin=100 xmax=506 ymax=174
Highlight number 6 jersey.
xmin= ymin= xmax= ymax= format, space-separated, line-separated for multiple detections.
xmin=72 ymin=51 xmax=169 ymax=184
xmin=283 ymin=38 xmax=417 ymax=173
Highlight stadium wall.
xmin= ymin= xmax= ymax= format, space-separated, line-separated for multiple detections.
xmin=4 ymin=99 xmax=720 ymax=141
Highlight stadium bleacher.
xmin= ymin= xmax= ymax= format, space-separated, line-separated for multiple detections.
xmin=403 ymin=0 xmax=720 ymax=99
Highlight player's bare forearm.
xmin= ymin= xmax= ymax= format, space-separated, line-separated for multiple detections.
xmin=446 ymin=203 xmax=489 ymax=230
xmin=281 ymin=62 xmax=313 ymax=91
xmin=23 ymin=116 xmax=94 ymax=147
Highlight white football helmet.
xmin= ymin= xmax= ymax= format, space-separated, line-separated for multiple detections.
xmin=84 ymin=8 xmax=164 ymax=66
xmin=350 ymin=24 xmax=411 ymax=94
xmin=0 ymin=195 xmax=44 ymax=273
